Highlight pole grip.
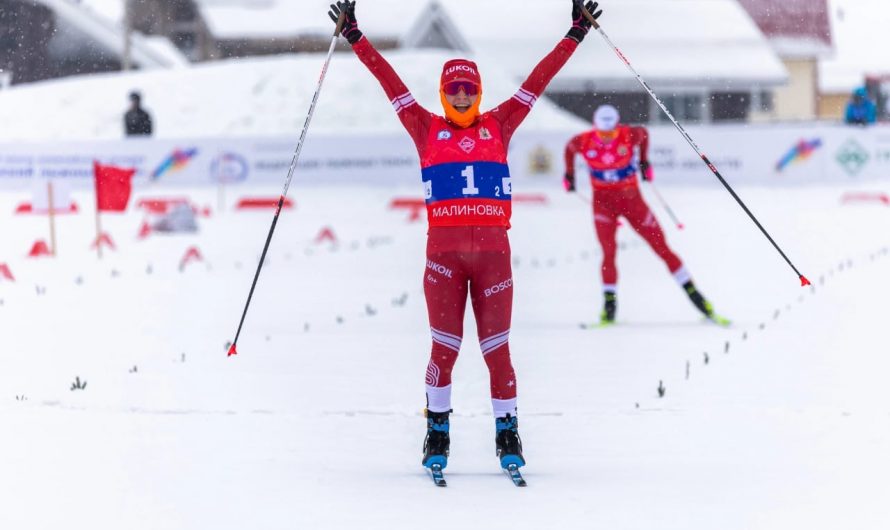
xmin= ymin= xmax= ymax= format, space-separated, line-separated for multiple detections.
xmin=578 ymin=1 xmax=601 ymax=30
xmin=333 ymin=4 xmax=349 ymax=37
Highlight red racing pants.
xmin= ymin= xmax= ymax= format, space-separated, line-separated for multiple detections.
xmin=593 ymin=185 xmax=684 ymax=288
xmin=423 ymin=226 xmax=517 ymax=418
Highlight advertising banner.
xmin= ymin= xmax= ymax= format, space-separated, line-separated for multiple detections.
xmin=0 ymin=124 xmax=888 ymax=190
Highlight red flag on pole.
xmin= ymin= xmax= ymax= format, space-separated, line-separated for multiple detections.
xmin=94 ymin=161 xmax=135 ymax=212
xmin=0 ymin=263 xmax=14 ymax=282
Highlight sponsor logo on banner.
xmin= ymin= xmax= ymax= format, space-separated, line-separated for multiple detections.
xmin=152 ymin=148 xmax=198 ymax=181
xmin=836 ymin=139 xmax=869 ymax=176
xmin=528 ymin=145 xmax=552 ymax=175
xmin=0 ymin=156 xmax=35 ymax=179
xmin=210 ymin=152 xmax=249 ymax=183
xmin=437 ymin=130 xmax=452 ymax=141
xmin=458 ymin=136 xmax=476 ymax=153
xmin=775 ymin=138 xmax=822 ymax=172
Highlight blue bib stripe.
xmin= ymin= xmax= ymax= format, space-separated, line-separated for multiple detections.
xmin=422 ymin=162 xmax=512 ymax=204
xmin=590 ymin=164 xmax=637 ymax=183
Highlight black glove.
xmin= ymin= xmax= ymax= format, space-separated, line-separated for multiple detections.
xmin=639 ymin=160 xmax=653 ymax=181
xmin=563 ymin=173 xmax=576 ymax=192
xmin=328 ymin=1 xmax=363 ymax=45
xmin=566 ymin=1 xmax=602 ymax=43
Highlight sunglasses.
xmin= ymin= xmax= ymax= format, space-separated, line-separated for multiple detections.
xmin=443 ymin=81 xmax=480 ymax=97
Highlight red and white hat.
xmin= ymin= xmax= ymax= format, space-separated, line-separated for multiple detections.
xmin=441 ymin=59 xmax=481 ymax=86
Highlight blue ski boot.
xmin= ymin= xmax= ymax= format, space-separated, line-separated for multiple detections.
xmin=422 ymin=409 xmax=450 ymax=470
xmin=495 ymin=414 xmax=525 ymax=469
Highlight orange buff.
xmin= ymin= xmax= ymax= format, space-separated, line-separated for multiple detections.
xmin=440 ymin=59 xmax=483 ymax=128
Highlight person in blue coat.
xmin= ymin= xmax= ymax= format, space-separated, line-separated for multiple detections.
xmin=845 ymin=87 xmax=877 ymax=126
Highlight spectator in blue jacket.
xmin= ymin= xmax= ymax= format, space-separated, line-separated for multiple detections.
xmin=845 ymin=87 xmax=877 ymax=126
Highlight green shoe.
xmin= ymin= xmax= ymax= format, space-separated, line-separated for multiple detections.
xmin=601 ymin=292 xmax=617 ymax=324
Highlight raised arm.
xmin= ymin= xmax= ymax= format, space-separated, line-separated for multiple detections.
xmin=329 ymin=1 xmax=431 ymax=147
xmin=491 ymin=1 xmax=603 ymax=146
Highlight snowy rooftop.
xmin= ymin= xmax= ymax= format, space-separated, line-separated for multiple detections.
xmin=0 ymin=48 xmax=586 ymax=141
xmin=736 ymin=0 xmax=833 ymax=58
xmin=819 ymin=0 xmax=890 ymax=94
xmin=40 ymin=0 xmax=189 ymax=69
xmin=440 ymin=0 xmax=787 ymax=90
xmin=78 ymin=0 xmax=787 ymax=89
xmin=78 ymin=0 xmax=433 ymax=41
xmin=197 ymin=0 xmax=431 ymax=41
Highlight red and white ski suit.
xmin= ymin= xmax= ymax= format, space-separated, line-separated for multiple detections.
xmin=565 ymin=126 xmax=686 ymax=290
xmin=354 ymin=36 xmax=579 ymax=416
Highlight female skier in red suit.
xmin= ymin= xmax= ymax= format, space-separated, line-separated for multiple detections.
xmin=329 ymin=0 xmax=603 ymax=473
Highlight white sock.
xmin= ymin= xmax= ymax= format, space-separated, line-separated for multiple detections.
xmin=672 ymin=266 xmax=692 ymax=286
xmin=492 ymin=398 xmax=517 ymax=418
xmin=426 ymin=384 xmax=452 ymax=413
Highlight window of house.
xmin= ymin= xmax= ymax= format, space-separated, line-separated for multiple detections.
xmin=652 ymin=94 xmax=705 ymax=124
xmin=547 ymin=92 xmax=651 ymax=124
xmin=710 ymin=92 xmax=751 ymax=122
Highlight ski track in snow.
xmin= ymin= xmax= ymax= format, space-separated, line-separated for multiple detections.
xmin=1 ymin=183 xmax=890 ymax=529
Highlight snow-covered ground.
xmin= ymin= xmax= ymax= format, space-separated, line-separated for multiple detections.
xmin=0 ymin=48 xmax=585 ymax=141
xmin=2 ymin=178 xmax=889 ymax=529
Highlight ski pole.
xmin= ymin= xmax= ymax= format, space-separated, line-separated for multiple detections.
xmin=578 ymin=3 xmax=810 ymax=286
xmin=574 ymin=191 xmax=592 ymax=205
xmin=227 ymin=10 xmax=348 ymax=357
xmin=647 ymin=181 xmax=684 ymax=230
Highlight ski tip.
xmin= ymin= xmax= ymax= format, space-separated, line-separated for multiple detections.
xmin=423 ymin=456 xmax=448 ymax=470
xmin=711 ymin=316 xmax=732 ymax=327
xmin=504 ymin=463 xmax=528 ymax=487
xmin=226 ymin=343 xmax=238 ymax=357
xmin=799 ymin=275 xmax=811 ymax=287
xmin=428 ymin=463 xmax=447 ymax=487
xmin=500 ymin=455 xmax=526 ymax=470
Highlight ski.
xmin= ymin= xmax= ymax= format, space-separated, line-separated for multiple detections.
xmin=427 ymin=464 xmax=447 ymax=487
xmin=707 ymin=314 xmax=732 ymax=327
xmin=504 ymin=464 xmax=527 ymax=487
xmin=581 ymin=316 xmax=732 ymax=328
xmin=579 ymin=319 xmax=615 ymax=330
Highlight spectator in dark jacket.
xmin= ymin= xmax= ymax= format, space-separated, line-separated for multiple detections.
xmin=124 ymin=91 xmax=153 ymax=136
xmin=845 ymin=87 xmax=877 ymax=126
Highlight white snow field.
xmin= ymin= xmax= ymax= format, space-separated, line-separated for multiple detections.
xmin=2 ymin=179 xmax=890 ymax=529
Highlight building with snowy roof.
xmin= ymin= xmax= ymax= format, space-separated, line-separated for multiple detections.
xmin=434 ymin=0 xmax=787 ymax=124
xmin=818 ymin=0 xmax=890 ymax=121
xmin=0 ymin=0 xmax=187 ymax=86
xmin=194 ymin=0 xmax=789 ymax=124
xmin=10 ymin=0 xmax=793 ymax=125
xmin=197 ymin=0 xmax=469 ymax=57
xmin=737 ymin=0 xmax=834 ymax=121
